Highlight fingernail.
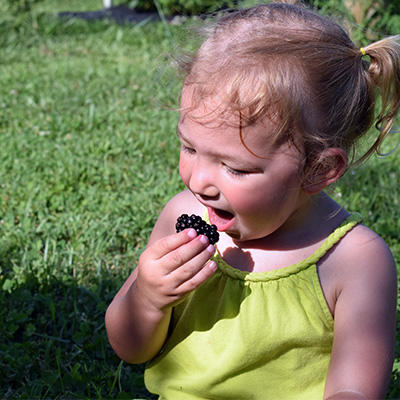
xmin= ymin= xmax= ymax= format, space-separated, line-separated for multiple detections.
xmin=207 ymin=244 xmax=215 ymax=254
xmin=187 ymin=229 xmax=197 ymax=239
xmin=199 ymin=235 xmax=209 ymax=244
xmin=208 ymin=261 xmax=217 ymax=272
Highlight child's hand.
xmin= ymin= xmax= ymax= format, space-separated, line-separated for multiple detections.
xmin=134 ymin=228 xmax=217 ymax=312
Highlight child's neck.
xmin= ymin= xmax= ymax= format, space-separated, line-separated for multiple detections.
xmin=217 ymin=192 xmax=349 ymax=273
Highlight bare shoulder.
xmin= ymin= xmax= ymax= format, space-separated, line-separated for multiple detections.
xmin=334 ymin=222 xmax=396 ymax=278
xmin=342 ymin=222 xmax=397 ymax=303
xmin=322 ymin=223 xmax=398 ymax=397
xmin=323 ymin=222 xmax=396 ymax=286
xmin=147 ymin=190 xmax=204 ymax=246
xmin=337 ymin=223 xmax=397 ymax=305
xmin=319 ymin=221 xmax=397 ymax=317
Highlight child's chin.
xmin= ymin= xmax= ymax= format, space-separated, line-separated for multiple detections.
xmin=208 ymin=207 xmax=235 ymax=232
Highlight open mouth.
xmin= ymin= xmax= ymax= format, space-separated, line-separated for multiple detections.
xmin=208 ymin=207 xmax=235 ymax=232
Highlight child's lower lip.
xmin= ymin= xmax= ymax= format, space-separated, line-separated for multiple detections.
xmin=208 ymin=207 xmax=235 ymax=232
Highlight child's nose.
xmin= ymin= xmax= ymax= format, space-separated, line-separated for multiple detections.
xmin=189 ymin=161 xmax=219 ymax=198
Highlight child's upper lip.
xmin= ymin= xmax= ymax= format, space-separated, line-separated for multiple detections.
xmin=194 ymin=195 xmax=235 ymax=224
xmin=197 ymin=198 xmax=231 ymax=216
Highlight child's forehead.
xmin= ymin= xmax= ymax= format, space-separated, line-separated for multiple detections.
xmin=178 ymin=103 xmax=241 ymax=136
xmin=179 ymin=91 xmax=278 ymax=142
xmin=180 ymin=90 xmax=228 ymax=120
xmin=178 ymin=82 xmax=307 ymax=160
xmin=180 ymin=86 xmax=226 ymax=121
xmin=179 ymin=83 xmax=281 ymax=131
xmin=180 ymin=82 xmax=260 ymax=121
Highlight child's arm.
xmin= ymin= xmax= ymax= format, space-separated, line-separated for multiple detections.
xmin=323 ymin=229 xmax=397 ymax=399
xmin=105 ymin=191 xmax=216 ymax=364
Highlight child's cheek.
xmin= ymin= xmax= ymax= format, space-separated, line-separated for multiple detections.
xmin=226 ymin=190 xmax=253 ymax=213
xmin=228 ymin=187 xmax=267 ymax=215
xmin=179 ymin=158 xmax=190 ymax=187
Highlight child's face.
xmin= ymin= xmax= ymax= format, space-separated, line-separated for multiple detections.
xmin=178 ymin=90 xmax=309 ymax=242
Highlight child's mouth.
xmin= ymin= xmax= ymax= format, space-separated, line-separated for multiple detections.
xmin=208 ymin=207 xmax=235 ymax=232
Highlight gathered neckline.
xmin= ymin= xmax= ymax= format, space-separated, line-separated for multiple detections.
xmin=211 ymin=213 xmax=363 ymax=282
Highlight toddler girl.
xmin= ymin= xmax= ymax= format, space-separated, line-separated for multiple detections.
xmin=106 ymin=1 xmax=400 ymax=399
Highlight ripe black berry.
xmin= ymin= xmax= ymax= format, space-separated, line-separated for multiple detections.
xmin=176 ymin=214 xmax=219 ymax=244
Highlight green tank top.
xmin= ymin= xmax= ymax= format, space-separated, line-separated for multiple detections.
xmin=145 ymin=214 xmax=363 ymax=400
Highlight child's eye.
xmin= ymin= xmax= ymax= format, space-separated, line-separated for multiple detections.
xmin=181 ymin=144 xmax=196 ymax=155
xmin=225 ymin=166 xmax=249 ymax=177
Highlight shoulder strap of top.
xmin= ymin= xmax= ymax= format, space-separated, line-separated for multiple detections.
xmin=204 ymin=209 xmax=364 ymax=260
xmin=303 ymin=212 xmax=364 ymax=266
xmin=205 ymin=209 xmax=363 ymax=281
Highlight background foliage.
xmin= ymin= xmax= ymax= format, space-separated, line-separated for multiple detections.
xmin=0 ymin=1 xmax=399 ymax=398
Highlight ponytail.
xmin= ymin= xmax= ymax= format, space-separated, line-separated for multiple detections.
xmin=359 ymin=36 xmax=400 ymax=162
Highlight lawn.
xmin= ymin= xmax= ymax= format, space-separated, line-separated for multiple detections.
xmin=0 ymin=2 xmax=399 ymax=399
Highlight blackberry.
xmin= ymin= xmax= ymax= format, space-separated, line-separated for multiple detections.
xmin=176 ymin=214 xmax=219 ymax=244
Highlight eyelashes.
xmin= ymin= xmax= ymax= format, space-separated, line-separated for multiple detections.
xmin=225 ymin=167 xmax=249 ymax=177
xmin=180 ymin=144 xmax=196 ymax=155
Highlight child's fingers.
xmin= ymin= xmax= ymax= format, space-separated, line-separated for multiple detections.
xmin=136 ymin=235 xmax=217 ymax=311
xmin=151 ymin=229 xmax=198 ymax=260
xmin=162 ymin=234 xmax=213 ymax=271
xmin=176 ymin=260 xmax=218 ymax=294
xmin=140 ymin=230 xmax=213 ymax=277
xmin=169 ymin=243 xmax=216 ymax=287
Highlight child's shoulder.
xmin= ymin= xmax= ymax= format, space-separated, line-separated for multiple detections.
xmin=319 ymin=219 xmax=397 ymax=392
xmin=164 ymin=190 xmax=204 ymax=216
xmin=158 ymin=190 xmax=204 ymax=228
xmin=319 ymin=219 xmax=397 ymax=317
xmin=332 ymin=221 xmax=395 ymax=270
xmin=147 ymin=190 xmax=203 ymax=245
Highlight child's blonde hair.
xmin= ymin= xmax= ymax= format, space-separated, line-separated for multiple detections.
xmin=178 ymin=1 xmax=400 ymax=168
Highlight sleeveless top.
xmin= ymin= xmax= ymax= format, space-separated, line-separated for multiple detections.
xmin=145 ymin=214 xmax=363 ymax=400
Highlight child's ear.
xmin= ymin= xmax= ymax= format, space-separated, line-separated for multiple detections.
xmin=302 ymin=148 xmax=348 ymax=195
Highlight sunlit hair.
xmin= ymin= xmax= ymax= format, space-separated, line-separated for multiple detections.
xmin=176 ymin=1 xmax=400 ymax=168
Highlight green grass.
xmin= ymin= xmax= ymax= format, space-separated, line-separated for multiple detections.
xmin=0 ymin=3 xmax=399 ymax=399
xmin=0 ymin=7 xmax=181 ymax=399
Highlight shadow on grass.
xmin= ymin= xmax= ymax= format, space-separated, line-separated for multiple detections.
xmin=3 ymin=273 xmax=399 ymax=398
xmin=0 ymin=274 xmax=156 ymax=399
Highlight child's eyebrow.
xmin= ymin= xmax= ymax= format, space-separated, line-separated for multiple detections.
xmin=176 ymin=127 xmax=190 ymax=143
